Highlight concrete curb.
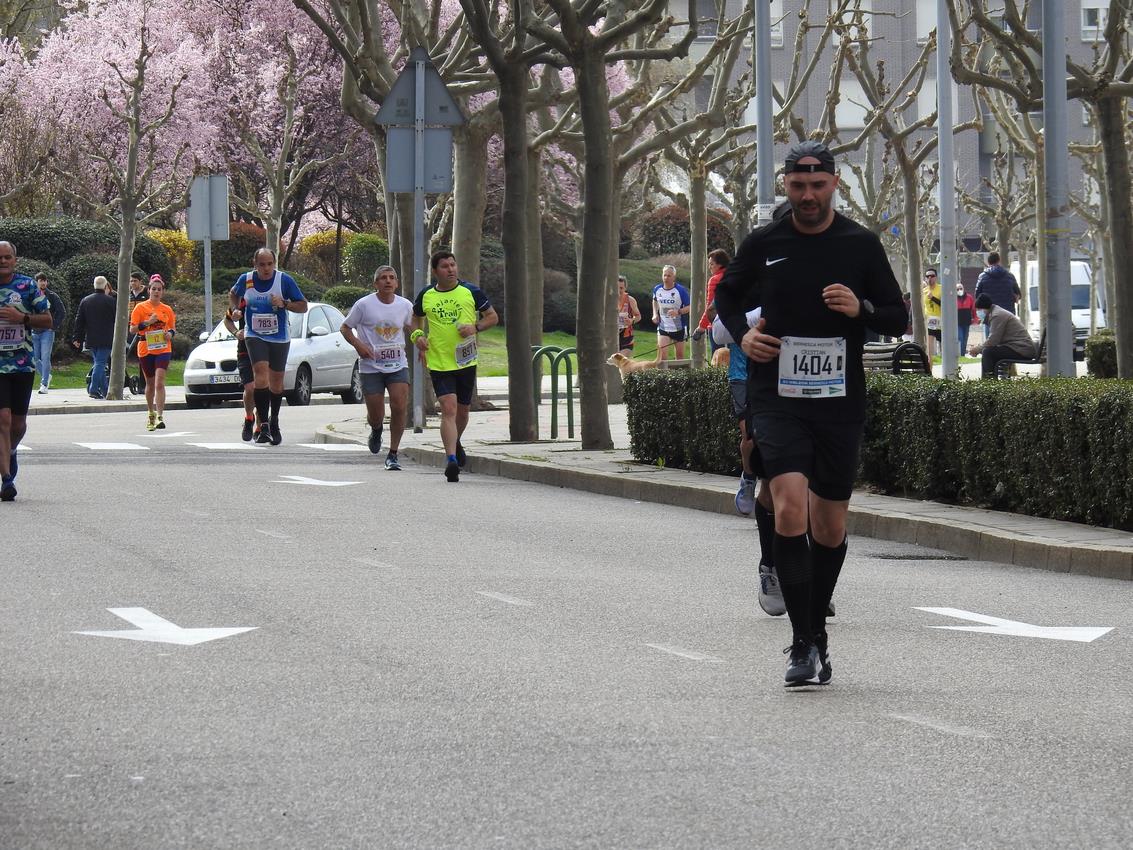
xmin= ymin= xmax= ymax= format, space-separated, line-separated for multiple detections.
xmin=314 ymin=427 xmax=1133 ymax=582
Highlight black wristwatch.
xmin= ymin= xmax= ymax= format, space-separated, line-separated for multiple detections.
xmin=861 ymin=299 xmax=875 ymax=317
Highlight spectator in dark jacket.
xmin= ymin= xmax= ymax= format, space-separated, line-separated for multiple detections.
xmin=974 ymin=252 xmax=1020 ymax=314
xmin=31 ymin=273 xmax=67 ymax=394
xmin=969 ymin=293 xmax=1036 ymax=377
xmin=71 ymin=276 xmax=117 ymax=398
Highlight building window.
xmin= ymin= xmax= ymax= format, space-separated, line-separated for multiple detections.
xmin=916 ymin=0 xmax=936 ymax=43
xmin=1082 ymin=3 xmax=1108 ymax=41
xmin=695 ymin=0 xmax=719 ymax=41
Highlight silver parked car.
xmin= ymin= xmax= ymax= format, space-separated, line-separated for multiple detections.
xmin=183 ymin=301 xmax=363 ymax=408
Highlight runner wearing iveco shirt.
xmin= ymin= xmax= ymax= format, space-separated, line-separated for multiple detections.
xmin=229 ymin=247 xmax=307 ymax=446
xmin=411 ymin=250 xmax=499 ymax=483
xmin=714 ymin=140 xmax=907 ymax=689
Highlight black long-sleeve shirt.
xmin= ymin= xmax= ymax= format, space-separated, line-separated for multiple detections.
xmin=714 ymin=212 xmax=907 ymax=423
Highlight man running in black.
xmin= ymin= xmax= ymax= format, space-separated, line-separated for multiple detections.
xmin=714 ymin=140 xmax=907 ymax=687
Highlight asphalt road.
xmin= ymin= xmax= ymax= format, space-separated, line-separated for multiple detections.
xmin=2 ymin=407 xmax=1130 ymax=849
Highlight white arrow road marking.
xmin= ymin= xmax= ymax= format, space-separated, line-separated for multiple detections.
xmin=297 ymin=443 xmax=369 ymax=451
xmin=645 ymin=644 xmax=725 ymax=663
xmin=255 ymin=529 xmax=290 ymax=540
xmin=888 ymin=714 xmax=993 ymax=740
xmin=188 ymin=442 xmax=261 ymax=450
xmin=74 ymin=608 xmax=256 ymax=646
xmin=273 ymin=475 xmax=361 ymax=487
xmin=76 ymin=443 xmax=150 ymax=451
xmin=914 ymin=607 xmax=1114 ymax=643
xmin=475 ymin=591 xmax=533 ymax=606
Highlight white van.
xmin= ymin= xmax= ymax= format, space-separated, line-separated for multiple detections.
xmin=1007 ymin=260 xmax=1106 ymax=339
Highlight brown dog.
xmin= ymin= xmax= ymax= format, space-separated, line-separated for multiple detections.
xmin=607 ymin=350 xmax=661 ymax=376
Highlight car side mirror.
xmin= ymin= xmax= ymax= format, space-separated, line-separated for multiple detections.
xmin=199 ymin=331 xmax=209 ymax=341
xmin=309 ymin=325 xmax=329 ymax=337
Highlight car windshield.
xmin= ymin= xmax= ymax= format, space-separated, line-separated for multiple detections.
xmin=1028 ymin=285 xmax=1092 ymax=311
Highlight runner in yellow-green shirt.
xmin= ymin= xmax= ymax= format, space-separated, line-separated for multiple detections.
xmin=411 ymin=250 xmax=499 ymax=483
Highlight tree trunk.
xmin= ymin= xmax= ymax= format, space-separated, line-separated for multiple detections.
xmin=526 ymin=146 xmax=545 ymax=350
xmin=452 ymin=124 xmax=490 ymax=285
xmin=1095 ymin=112 xmax=1125 ymax=346
xmin=574 ymin=51 xmax=614 ymax=449
xmin=688 ymin=163 xmax=707 ymax=365
xmin=496 ymin=69 xmax=536 ymax=441
xmin=899 ymin=160 xmax=925 ymax=347
xmin=109 ymin=210 xmax=138 ymax=401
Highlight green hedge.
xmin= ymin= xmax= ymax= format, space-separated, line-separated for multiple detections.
xmin=323 ymin=285 xmax=369 ymax=312
xmin=208 ymin=267 xmax=323 ymax=301
xmin=625 ymin=369 xmax=1133 ymax=529
xmin=341 ymin=233 xmax=389 ymax=287
xmin=0 ymin=217 xmax=172 ymax=283
xmin=57 ymin=253 xmax=144 ymax=340
xmin=1086 ymin=329 xmax=1117 ymax=378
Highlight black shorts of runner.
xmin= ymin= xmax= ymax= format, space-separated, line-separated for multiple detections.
xmin=430 ymin=366 xmax=476 ymax=406
xmin=749 ymin=410 xmax=863 ymax=502
xmin=729 ymin=380 xmax=747 ymax=420
xmin=658 ymin=328 xmax=686 ymax=343
xmin=0 ymin=372 xmax=34 ymax=416
xmin=618 ymin=332 xmax=634 ymax=351
xmin=139 ymin=353 xmax=172 ymax=377
xmin=237 ymin=353 xmax=254 ymax=386
xmin=361 ymin=368 xmax=409 ymax=397
xmin=928 ymin=328 xmax=941 ymax=341
xmin=245 ymin=337 xmax=290 ymax=372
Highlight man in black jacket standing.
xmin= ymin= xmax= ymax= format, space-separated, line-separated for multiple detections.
xmin=71 ymin=276 xmax=117 ymax=399
xmin=974 ymin=252 xmax=1020 ymax=314
xmin=715 ymin=140 xmax=907 ymax=688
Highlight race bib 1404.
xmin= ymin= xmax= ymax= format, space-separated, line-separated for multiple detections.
xmin=778 ymin=336 xmax=847 ymax=398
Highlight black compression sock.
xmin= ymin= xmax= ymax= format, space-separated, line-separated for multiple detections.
xmin=773 ymin=532 xmax=812 ymax=642
xmin=254 ymin=387 xmax=270 ymax=424
xmin=811 ymin=536 xmax=847 ymax=635
xmin=754 ymin=501 xmax=775 ymax=567
xmin=270 ymin=392 xmax=283 ymax=419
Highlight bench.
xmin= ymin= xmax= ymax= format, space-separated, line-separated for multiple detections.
xmin=862 ymin=341 xmax=931 ymax=375
xmin=995 ymin=329 xmax=1046 ymax=379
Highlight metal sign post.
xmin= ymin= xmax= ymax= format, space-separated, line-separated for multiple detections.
xmin=375 ymin=47 xmax=465 ymax=433
xmin=188 ymin=174 xmax=230 ymax=333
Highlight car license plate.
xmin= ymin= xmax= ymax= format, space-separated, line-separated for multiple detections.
xmin=209 ymin=374 xmax=241 ymax=384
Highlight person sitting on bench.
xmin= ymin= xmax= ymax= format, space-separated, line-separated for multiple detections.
xmin=968 ymin=293 xmax=1036 ymax=378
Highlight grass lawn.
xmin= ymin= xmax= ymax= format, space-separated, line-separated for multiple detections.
xmin=476 ymin=328 xmax=579 ymax=377
xmin=42 ymin=356 xmax=185 ymax=390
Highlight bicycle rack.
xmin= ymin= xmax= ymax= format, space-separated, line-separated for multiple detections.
xmin=530 ymin=345 xmax=577 ymax=439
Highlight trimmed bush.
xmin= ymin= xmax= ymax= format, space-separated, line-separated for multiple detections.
xmin=147 ymin=228 xmax=199 ymax=286
xmin=56 ymin=253 xmax=144 ymax=340
xmin=296 ymin=229 xmax=354 ymax=285
xmin=640 ymin=205 xmax=735 ymax=256
xmin=625 ymin=369 xmax=1133 ymax=529
xmin=15 ymin=258 xmax=54 ymax=283
xmin=323 ymin=286 xmax=370 ymax=313
xmin=341 ymin=233 xmax=389 ymax=287
xmin=543 ymin=290 xmax=576 ymax=334
xmin=0 ymin=217 xmax=172 ymax=284
xmin=1086 ymin=328 xmax=1117 ymax=378
xmin=210 ymin=221 xmax=267 ymax=269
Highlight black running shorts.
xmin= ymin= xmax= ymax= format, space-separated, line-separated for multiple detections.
xmin=749 ymin=410 xmax=863 ymax=501
xmin=0 ymin=372 xmax=34 ymax=416
xmin=430 ymin=366 xmax=476 ymax=406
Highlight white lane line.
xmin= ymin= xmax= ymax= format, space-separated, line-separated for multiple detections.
xmin=645 ymin=644 xmax=725 ymax=663
xmin=888 ymin=714 xmax=993 ymax=740
xmin=187 ymin=442 xmax=261 ymax=450
xmin=255 ymin=529 xmax=290 ymax=540
xmin=272 ymin=475 xmax=361 ymax=487
xmin=76 ymin=443 xmax=150 ymax=451
xmin=352 ymin=557 xmax=396 ymax=569
xmin=137 ymin=432 xmax=197 ymax=438
xmin=475 ymin=591 xmax=534 ymax=607
xmin=297 ymin=443 xmax=369 ymax=452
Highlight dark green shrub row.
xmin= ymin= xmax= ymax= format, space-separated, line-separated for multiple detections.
xmin=623 ymin=368 xmax=740 ymax=474
xmin=0 ymin=217 xmax=172 ymax=284
xmin=210 ymin=221 xmax=268 ymax=269
xmin=323 ymin=286 xmax=370 ymax=312
xmin=639 ymin=205 xmax=735 ymax=256
xmin=1086 ymin=328 xmax=1116 ymax=378
xmin=625 ymin=369 xmax=1133 ymax=529
xmin=205 ymin=268 xmax=323 ymax=301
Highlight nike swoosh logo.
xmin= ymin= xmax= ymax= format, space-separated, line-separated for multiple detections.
xmin=766 ymin=257 xmax=788 ymax=266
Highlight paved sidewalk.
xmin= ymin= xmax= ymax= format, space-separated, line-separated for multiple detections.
xmin=316 ymin=386 xmax=1133 ymax=583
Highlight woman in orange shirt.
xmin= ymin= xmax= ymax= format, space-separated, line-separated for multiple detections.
xmin=129 ymin=275 xmax=176 ymax=431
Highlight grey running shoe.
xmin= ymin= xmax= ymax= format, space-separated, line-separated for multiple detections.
xmin=255 ymin=426 xmax=271 ymax=445
xmin=368 ymin=427 xmax=383 ymax=455
xmin=784 ymin=639 xmax=819 ymax=687
xmin=734 ymin=475 xmax=755 ymax=515
xmin=384 ymin=452 xmax=401 ymax=471
xmin=827 ymin=602 xmax=836 ymax=618
xmin=758 ymin=563 xmax=786 ymax=616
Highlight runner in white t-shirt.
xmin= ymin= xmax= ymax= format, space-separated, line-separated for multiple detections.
xmin=341 ymin=265 xmax=415 ymax=470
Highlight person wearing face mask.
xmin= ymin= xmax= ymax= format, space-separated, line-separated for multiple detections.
xmin=956 ymin=283 xmax=975 ymax=353
xmin=921 ymin=269 xmax=941 ymax=358
xmin=968 ymin=293 xmax=1035 ymax=377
